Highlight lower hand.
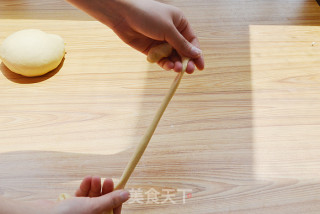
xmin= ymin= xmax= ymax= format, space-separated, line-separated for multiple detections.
xmin=4 ymin=177 xmax=129 ymax=214
xmin=53 ymin=176 xmax=129 ymax=214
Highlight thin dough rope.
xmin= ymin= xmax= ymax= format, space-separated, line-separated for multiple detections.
xmin=106 ymin=44 xmax=188 ymax=214
xmin=113 ymin=48 xmax=187 ymax=192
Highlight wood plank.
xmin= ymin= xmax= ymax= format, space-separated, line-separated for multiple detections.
xmin=1 ymin=0 xmax=320 ymax=213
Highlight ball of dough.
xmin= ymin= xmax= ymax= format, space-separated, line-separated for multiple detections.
xmin=0 ymin=29 xmax=65 ymax=77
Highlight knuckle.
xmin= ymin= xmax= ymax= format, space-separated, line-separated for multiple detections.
xmin=181 ymin=38 xmax=191 ymax=51
xmin=172 ymin=5 xmax=183 ymax=14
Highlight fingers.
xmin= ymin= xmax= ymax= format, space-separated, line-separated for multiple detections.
xmin=157 ymin=53 xmax=197 ymax=74
xmin=158 ymin=58 xmax=174 ymax=71
xmin=164 ymin=14 xmax=204 ymax=73
xmin=193 ymin=56 xmax=205 ymax=71
xmin=75 ymin=176 xmax=92 ymax=197
xmin=174 ymin=59 xmax=194 ymax=74
xmin=186 ymin=60 xmax=196 ymax=74
xmin=88 ymin=176 xmax=102 ymax=197
xmin=76 ymin=177 xmax=116 ymax=199
xmin=166 ymin=27 xmax=201 ymax=59
xmin=157 ymin=50 xmax=183 ymax=72
xmin=102 ymin=178 xmax=114 ymax=195
xmin=187 ymin=34 xmax=204 ymax=71
xmin=101 ymin=179 xmax=122 ymax=214
xmin=73 ymin=177 xmax=126 ymax=214
xmin=93 ymin=190 xmax=130 ymax=213
xmin=165 ymin=13 xmax=202 ymax=57
xmin=140 ymin=6 xmax=204 ymax=73
xmin=173 ymin=60 xmax=183 ymax=73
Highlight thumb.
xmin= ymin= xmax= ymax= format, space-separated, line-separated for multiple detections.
xmin=165 ymin=26 xmax=202 ymax=59
xmin=93 ymin=190 xmax=130 ymax=212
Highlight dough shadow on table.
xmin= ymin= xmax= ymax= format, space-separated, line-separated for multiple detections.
xmin=0 ymin=58 xmax=64 ymax=84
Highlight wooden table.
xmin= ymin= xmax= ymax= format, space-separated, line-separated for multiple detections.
xmin=1 ymin=0 xmax=320 ymax=213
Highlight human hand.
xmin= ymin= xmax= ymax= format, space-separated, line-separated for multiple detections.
xmin=0 ymin=176 xmax=129 ymax=214
xmin=53 ymin=176 xmax=129 ymax=214
xmin=112 ymin=0 xmax=204 ymax=74
xmin=66 ymin=0 xmax=204 ymax=74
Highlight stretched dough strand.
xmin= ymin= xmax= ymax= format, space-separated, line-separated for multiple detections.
xmin=106 ymin=45 xmax=188 ymax=214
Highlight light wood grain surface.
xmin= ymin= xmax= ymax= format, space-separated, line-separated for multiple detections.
xmin=1 ymin=0 xmax=320 ymax=213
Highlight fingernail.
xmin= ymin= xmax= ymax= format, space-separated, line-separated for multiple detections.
xmin=120 ymin=190 xmax=130 ymax=202
xmin=191 ymin=46 xmax=202 ymax=57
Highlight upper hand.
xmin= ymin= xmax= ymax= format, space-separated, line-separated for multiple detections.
xmin=111 ymin=0 xmax=205 ymax=74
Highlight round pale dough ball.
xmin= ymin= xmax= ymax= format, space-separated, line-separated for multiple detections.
xmin=0 ymin=29 xmax=65 ymax=77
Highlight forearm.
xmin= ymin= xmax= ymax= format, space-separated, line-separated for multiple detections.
xmin=65 ymin=0 xmax=126 ymax=29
